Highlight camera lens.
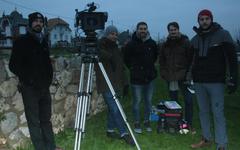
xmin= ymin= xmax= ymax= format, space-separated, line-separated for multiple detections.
xmin=87 ymin=17 xmax=98 ymax=26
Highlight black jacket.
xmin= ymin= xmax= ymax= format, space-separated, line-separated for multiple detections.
xmin=123 ymin=32 xmax=158 ymax=84
xmin=191 ymin=23 xmax=238 ymax=84
xmin=9 ymin=32 xmax=53 ymax=89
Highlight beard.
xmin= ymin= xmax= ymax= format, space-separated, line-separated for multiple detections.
xmin=201 ymin=23 xmax=211 ymax=29
xmin=32 ymin=25 xmax=43 ymax=33
xmin=169 ymin=32 xmax=180 ymax=39
xmin=199 ymin=21 xmax=213 ymax=31
xmin=139 ymin=32 xmax=147 ymax=39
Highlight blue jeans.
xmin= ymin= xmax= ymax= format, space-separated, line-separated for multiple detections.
xmin=102 ymin=91 xmax=127 ymax=136
xmin=169 ymin=81 xmax=194 ymax=126
xmin=194 ymin=83 xmax=227 ymax=149
xmin=131 ymin=80 xmax=154 ymax=122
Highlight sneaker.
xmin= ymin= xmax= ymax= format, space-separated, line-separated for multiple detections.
xmin=188 ymin=125 xmax=197 ymax=135
xmin=191 ymin=137 xmax=212 ymax=148
xmin=121 ymin=134 xmax=135 ymax=146
xmin=189 ymin=127 xmax=196 ymax=135
xmin=106 ymin=131 xmax=119 ymax=139
xmin=55 ymin=147 xmax=63 ymax=150
xmin=144 ymin=120 xmax=152 ymax=132
xmin=134 ymin=122 xmax=142 ymax=134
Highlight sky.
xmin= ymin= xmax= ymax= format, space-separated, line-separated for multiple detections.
xmin=1 ymin=0 xmax=240 ymax=40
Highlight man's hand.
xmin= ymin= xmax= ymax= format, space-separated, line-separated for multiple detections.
xmin=123 ymin=84 xmax=129 ymax=98
xmin=227 ymin=77 xmax=237 ymax=94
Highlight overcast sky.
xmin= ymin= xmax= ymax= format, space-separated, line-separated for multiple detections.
xmin=1 ymin=0 xmax=240 ymax=39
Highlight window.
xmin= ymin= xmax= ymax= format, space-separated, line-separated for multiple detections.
xmin=60 ymin=34 xmax=63 ymax=41
xmin=65 ymin=35 xmax=68 ymax=41
xmin=54 ymin=34 xmax=57 ymax=39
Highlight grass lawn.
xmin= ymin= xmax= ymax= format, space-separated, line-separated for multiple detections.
xmin=17 ymin=73 xmax=240 ymax=150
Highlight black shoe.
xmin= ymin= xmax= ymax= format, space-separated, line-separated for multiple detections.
xmin=144 ymin=120 xmax=152 ymax=132
xmin=218 ymin=147 xmax=225 ymax=150
xmin=121 ymin=134 xmax=135 ymax=146
xmin=106 ymin=131 xmax=119 ymax=139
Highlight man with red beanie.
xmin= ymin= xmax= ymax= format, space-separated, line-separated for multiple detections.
xmin=190 ymin=9 xmax=238 ymax=150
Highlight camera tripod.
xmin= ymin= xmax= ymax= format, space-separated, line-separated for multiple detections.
xmin=73 ymin=55 xmax=141 ymax=150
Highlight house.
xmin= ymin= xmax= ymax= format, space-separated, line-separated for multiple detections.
xmin=47 ymin=18 xmax=72 ymax=47
xmin=0 ymin=10 xmax=28 ymax=48
xmin=236 ymin=41 xmax=240 ymax=63
xmin=118 ymin=30 xmax=131 ymax=46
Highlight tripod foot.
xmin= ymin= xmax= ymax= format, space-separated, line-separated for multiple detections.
xmin=121 ymin=134 xmax=135 ymax=146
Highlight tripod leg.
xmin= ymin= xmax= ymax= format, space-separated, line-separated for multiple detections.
xmin=75 ymin=63 xmax=85 ymax=129
xmin=74 ymin=63 xmax=95 ymax=150
xmin=74 ymin=63 xmax=85 ymax=150
xmin=81 ymin=63 xmax=94 ymax=136
xmin=97 ymin=62 xmax=141 ymax=150
xmin=87 ymin=63 xmax=94 ymax=114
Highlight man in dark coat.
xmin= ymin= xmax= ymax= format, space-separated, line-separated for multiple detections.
xmin=159 ymin=22 xmax=195 ymax=133
xmin=124 ymin=22 xmax=158 ymax=133
xmin=190 ymin=9 xmax=238 ymax=150
xmin=95 ymin=25 xmax=134 ymax=146
xmin=9 ymin=12 xmax=62 ymax=150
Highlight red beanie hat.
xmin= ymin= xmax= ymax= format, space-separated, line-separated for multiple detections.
xmin=198 ymin=9 xmax=213 ymax=21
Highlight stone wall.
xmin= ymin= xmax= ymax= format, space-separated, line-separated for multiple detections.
xmin=0 ymin=56 xmax=105 ymax=149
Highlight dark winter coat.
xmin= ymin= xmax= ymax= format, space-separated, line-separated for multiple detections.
xmin=191 ymin=22 xmax=238 ymax=84
xmin=9 ymin=32 xmax=53 ymax=89
xmin=159 ymin=35 xmax=194 ymax=81
xmin=95 ymin=37 xmax=126 ymax=93
xmin=123 ymin=32 xmax=158 ymax=84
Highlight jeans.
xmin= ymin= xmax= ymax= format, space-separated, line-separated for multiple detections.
xmin=21 ymin=85 xmax=56 ymax=150
xmin=194 ymin=83 xmax=227 ymax=149
xmin=169 ymin=81 xmax=194 ymax=126
xmin=131 ymin=80 xmax=154 ymax=122
xmin=102 ymin=91 xmax=127 ymax=136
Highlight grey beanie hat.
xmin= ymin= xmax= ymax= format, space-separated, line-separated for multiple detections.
xmin=104 ymin=25 xmax=118 ymax=37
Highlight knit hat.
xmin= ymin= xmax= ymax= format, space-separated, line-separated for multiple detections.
xmin=198 ymin=9 xmax=213 ymax=21
xmin=28 ymin=12 xmax=44 ymax=27
xmin=104 ymin=25 xmax=118 ymax=37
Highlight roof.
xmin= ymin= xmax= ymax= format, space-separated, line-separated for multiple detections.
xmin=118 ymin=30 xmax=131 ymax=45
xmin=47 ymin=18 xmax=70 ymax=31
xmin=0 ymin=10 xmax=28 ymax=27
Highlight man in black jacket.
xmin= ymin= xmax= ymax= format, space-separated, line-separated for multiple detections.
xmin=9 ymin=12 xmax=62 ymax=150
xmin=190 ymin=10 xmax=238 ymax=150
xmin=124 ymin=22 xmax=158 ymax=133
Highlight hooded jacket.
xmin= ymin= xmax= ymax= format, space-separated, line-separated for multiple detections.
xmin=123 ymin=32 xmax=158 ymax=84
xmin=9 ymin=31 xmax=53 ymax=89
xmin=191 ymin=22 xmax=238 ymax=83
xmin=159 ymin=34 xmax=194 ymax=81
xmin=95 ymin=37 xmax=126 ymax=93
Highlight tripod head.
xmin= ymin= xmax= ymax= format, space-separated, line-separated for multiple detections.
xmin=80 ymin=31 xmax=99 ymax=63
xmin=74 ymin=2 xmax=108 ymax=62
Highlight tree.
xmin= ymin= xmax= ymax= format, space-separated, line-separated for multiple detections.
xmin=235 ymin=28 xmax=240 ymax=45
xmin=0 ymin=112 xmax=5 ymax=123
